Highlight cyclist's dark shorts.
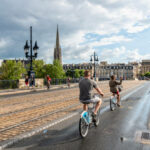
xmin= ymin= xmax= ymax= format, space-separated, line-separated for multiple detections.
xmin=113 ymin=91 xmax=119 ymax=95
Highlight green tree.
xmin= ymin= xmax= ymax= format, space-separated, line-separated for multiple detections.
xmin=0 ymin=66 xmax=2 ymax=79
xmin=51 ymin=60 xmax=65 ymax=79
xmin=32 ymin=60 xmax=45 ymax=78
xmin=79 ymin=69 xmax=85 ymax=77
xmin=66 ymin=69 xmax=72 ymax=77
xmin=1 ymin=60 xmax=25 ymax=80
xmin=43 ymin=64 xmax=54 ymax=77
xmin=66 ymin=69 xmax=85 ymax=78
xmin=144 ymin=72 xmax=150 ymax=78
xmin=74 ymin=69 xmax=80 ymax=78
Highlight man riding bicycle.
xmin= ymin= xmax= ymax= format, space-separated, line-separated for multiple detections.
xmin=79 ymin=70 xmax=104 ymax=121
xmin=109 ymin=75 xmax=123 ymax=107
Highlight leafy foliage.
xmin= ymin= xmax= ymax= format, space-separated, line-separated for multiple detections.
xmin=144 ymin=72 xmax=150 ymax=78
xmin=32 ymin=60 xmax=45 ymax=78
xmin=32 ymin=59 xmax=65 ymax=79
xmin=51 ymin=60 xmax=65 ymax=78
xmin=65 ymin=69 xmax=85 ymax=78
xmin=1 ymin=60 xmax=25 ymax=80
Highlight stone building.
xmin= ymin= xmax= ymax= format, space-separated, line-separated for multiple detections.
xmin=54 ymin=25 xmax=62 ymax=64
xmin=63 ymin=63 xmax=99 ymax=78
xmin=141 ymin=60 xmax=150 ymax=75
xmin=129 ymin=62 xmax=141 ymax=78
xmin=63 ymin=61 xmax=140 ymax=80
xmin=63 ymin=63 xmax=92 ymax=71
xmin=98 ymin=62 xmax=139 ymax=80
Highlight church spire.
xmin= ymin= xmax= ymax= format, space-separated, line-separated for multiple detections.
xmin=54 ymin=25 xmax=62 ymax=64
xmin=56 ymin=24 xmax=60 ymax=47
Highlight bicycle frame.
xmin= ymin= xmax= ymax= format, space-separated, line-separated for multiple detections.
xmin=80 ymin=111 xmax=89 ymax=125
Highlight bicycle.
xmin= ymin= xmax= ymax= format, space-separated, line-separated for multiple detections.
xmin=110 ymin=94 xmax=121 ymax=111
xmin=79 ymin=95 xmax=101 ymax=138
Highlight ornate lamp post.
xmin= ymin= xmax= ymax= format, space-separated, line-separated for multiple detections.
xmin=90 ymin=51 xmax=99 ymax=78
xmin=24 ymin=26 xmax=39 ymax=77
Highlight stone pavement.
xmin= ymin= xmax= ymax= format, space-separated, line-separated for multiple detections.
xmin=0 ymin=83 xmax=79 ymax=96
xmin=0 ymin=80 xmax=146 ymax=149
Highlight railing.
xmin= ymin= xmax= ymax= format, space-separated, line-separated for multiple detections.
xmin=0 ymin=80 xmax=19 ymax=89
xmin=44 ymin=78 xmax=80 ymax=85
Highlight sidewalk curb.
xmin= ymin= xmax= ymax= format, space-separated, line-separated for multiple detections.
xmin=0 ymin=83 xmax=146 ymax=150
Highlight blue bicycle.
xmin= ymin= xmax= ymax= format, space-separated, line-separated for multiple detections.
xmin=79 ymin=100 xmax=100 ymax=138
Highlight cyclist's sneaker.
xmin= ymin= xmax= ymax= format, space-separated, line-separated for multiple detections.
xmin=117 ymin=102 xmax=121 ymax=107
xmin=92 ymin=112 xmax=97 ymax=122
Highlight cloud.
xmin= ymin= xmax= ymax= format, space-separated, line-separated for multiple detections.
xmin=84 ymin=35 xmax=132 ymax=47
xmin=0 ymin=39 xmax=7 ymax=48
xmin=100 ymin=46 xmax=150 ymax=63
xmin=0 ymin=0 xmax=150 ymax=63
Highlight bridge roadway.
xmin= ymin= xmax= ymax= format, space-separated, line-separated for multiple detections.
xmin=7 ymin=81 xmax=150 ymax=150
xmin=0 ymin=80 xmax=146 ymax=149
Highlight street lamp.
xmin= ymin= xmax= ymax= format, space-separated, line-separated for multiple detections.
xmin=90 ymin=51 xmax=99 ymax=78
xmin=24 ymin=26 xmax=39 ymax=77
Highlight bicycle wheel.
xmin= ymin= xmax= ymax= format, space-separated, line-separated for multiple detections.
xmin=110 ymin=97 xmax=116 ymax=111
xmin=79 ymin=118 xmax=89 ymax=138
xmin=94 ymin=109 xmax=100 ymax=127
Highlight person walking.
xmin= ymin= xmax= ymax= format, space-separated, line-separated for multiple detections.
xmin=67 ymin=77 xmax=70 ymax=88
xmin=30 ymin=74 xmax=35 ymax=88
xmin=25 ymin=75 xmax=29 ymax=88
xmin=46 ymin=75 xmax=51 ymax=89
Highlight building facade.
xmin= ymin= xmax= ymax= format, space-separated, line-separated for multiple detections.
xmin=54 ymin=25 xmax=62 ymax=64
xmin=141 ymin=60 xmax=150 ymax=75
xmin=99 ymin=62 xmax=139 ymax=80
xmin=63 ymin=61 xmax=140 ymax=80
xmin=63 ymin=63 xmax=92 ymax=70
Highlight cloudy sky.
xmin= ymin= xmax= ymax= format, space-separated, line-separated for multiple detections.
xmin=1 ymin=0 xmax=150 ymax=64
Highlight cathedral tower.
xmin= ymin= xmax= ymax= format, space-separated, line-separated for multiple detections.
xmin=54 ymin=25 xmax=62 ymax=64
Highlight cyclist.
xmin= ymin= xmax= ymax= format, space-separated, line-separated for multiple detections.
xmin=79 ymin=70 xmax=104 ymax=121
xmin=109 ymin=75 xmax=123 ymax=107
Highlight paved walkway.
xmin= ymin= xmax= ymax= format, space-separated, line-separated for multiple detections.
xmin=0 ymin=83 xmax=79 ymax=96
xmin=0 ymin=80 xmax=146 ymax=149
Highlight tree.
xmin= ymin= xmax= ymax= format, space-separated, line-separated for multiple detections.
xmin=51 ymin=60 xmax=65 ymax=78
xmin=144 ymin=72 xmax=150 ymax=78
xmin=1 ymin=60 xmax=25 ymax=80
xmin=79 ymin=69 xmax=85 ymax=77
xmin=66 ymin=69 xmax=85 ymax=78
xmin=32 ymin=60 xmax=45 ymax=78
xmin=74 ymin=69 xmax=80 ymax=78
xmin=66 ymin=69 xmax=71 ymax=77
xmin=0 ymin=66 xmax=2 ymax=79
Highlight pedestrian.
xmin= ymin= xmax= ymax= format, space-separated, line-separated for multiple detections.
xmin=46 ymin=75 xmax=51 ymax=89
xmin=67 ymin=77 xmax=70 ymax=88
xmin=25 ymin=75 xmax=29 ymax=88
xmin=30 ymin=74 xmax=35 ymax=88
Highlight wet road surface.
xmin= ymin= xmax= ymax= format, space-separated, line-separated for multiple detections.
xmin=6 ymin=82 xmax=150 ymax=150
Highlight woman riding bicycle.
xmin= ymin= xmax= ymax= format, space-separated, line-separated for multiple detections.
xmin=109 ymin=75 xmax=123 ymax=107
